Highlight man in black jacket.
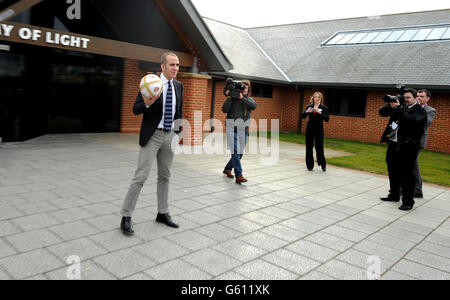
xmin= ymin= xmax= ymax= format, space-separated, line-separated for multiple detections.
xmin=379 ymin=102 xmax=401 ymax=203
xmin=120 ymin=52 xmax=183 ymax=235
xmin=380 ymin=89 xmax=426 ymax=211
xmin=222 ymin=80 xmax=257 ymax=184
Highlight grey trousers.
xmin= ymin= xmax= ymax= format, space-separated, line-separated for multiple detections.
xmin=121 ymin=130 xmax=177 ymax=217
xmin=413 ymin=149 xmax=423 ymax=195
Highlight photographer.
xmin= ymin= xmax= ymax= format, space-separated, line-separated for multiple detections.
xmin=380 ymin=88 xmax=427 ymax=211
xmin=379 ymin=99 xmax=401 ymax=203
xmin=222 ymin=79 xmax=257 ymax=184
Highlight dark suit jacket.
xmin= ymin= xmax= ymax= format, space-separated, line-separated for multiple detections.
xmin=301 ymin=104 xmax=330 ymax=130
xmin=379 ymin=104 xmax=397 ymax=143
xmin=133 ymin=80 xmax=183 ymax=147
xmin=393 ymin=103 xmax=427 ymax=147
xmin=420 ymin=105 xmax=436 ymax=149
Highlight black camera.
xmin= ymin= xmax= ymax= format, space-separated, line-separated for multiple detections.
xmin=383 ymin=85 xmax=406 ymax=106
xmin=224 ymin=77 xmax=246 ymax=99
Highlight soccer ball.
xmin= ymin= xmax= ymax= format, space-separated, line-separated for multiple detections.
xmin=139 ymin=74 xmax=163 ymax=98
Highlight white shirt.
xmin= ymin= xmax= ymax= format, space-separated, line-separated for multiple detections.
xmin=407 ymin=101 xmax=418 ymax=109
xmin=157 ymin=73 xmax=177 ymax=129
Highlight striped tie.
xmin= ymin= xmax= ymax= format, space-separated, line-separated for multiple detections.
xmin=164 ymin=81 xmax=173 ymax=131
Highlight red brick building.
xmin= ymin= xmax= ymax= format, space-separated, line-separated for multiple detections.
xmin=1 ymin=1 xmax=448 ymax=154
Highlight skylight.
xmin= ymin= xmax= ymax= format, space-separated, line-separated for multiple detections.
xmin=322 ymin=24 xmax=450 ymax=46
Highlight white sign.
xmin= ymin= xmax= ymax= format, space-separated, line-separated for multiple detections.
xmin=0 ymin=23 xmax=90 ymax=49
xmin=45 ymin=32 xmax=89 ymax=48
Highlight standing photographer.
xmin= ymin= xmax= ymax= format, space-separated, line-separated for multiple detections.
xmin=222 ymin=79 xmax=257 ymax=184
xmin=379 ymin=100 xmax=401 ymax=203
xmin=380 ymin=89 xmax=426 ymax=211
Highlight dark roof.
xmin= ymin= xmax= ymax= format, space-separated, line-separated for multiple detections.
xmin=203 ymin=18 xmax=290 ymax=84
xmin=171 ymin=0 xmax=232 ymax=72
xmin=204 ymin=9 xmax=450 ymax=88
xmin=2 ymin=0 xmax=232 ymax=72
xmin=92 ymin=0 xmax=232 ymax=72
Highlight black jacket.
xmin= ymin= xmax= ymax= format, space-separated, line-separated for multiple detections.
xmin=133 ymin=80 xmax=183 ymax=147
xmin=222 ymin=96 xmax=257 ymax=121
xmin=301 ymin=104 xmax=330 ymax=130
xmin=393 ymin=103 xmax=427 ymax=147
xmin=379 ymin=104 xmax=398 ymax=143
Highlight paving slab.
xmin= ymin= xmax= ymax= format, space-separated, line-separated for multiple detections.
xmin=0 ymin=133 xmax=448 ymax=280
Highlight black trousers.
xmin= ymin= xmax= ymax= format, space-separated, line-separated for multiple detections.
xmin=386 ymin=142 xmax=401 ymax=199
xmin=386 ymin=142 xmax=420 ymax=206
xmin=305 ymin=128 xmax=326 ymax=170
xmin=399 ymin=143 xmax=420 ymax=206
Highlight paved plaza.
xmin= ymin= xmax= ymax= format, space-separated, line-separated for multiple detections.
xmin=0 ymin=133 xmax=449 ymax=280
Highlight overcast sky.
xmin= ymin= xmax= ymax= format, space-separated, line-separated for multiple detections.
xmin=191 ymin=0 xmax=449 ymax=28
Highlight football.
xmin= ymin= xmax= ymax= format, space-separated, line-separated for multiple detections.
xmin=139 ymin=74 xmax=163 ymax=98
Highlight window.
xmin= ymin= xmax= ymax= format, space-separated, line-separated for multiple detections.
xmin=360 ymin=32 xmax=380 ymax=43
xmin=326 ymin=33 xmax=346 ymax=45
xmin=384 ymin=30 xmax=405 ymax=42
xmin=324 ymin=89 xmax=367 ymax=117
xmin=442 ymin=28 xmax=450 ymax=39
xmin=322 ymin=24 xmax=450 ymax=46
xmin=411 ymin=28 xmax=433 ymax=41
xmin=251 ymin=83 xmax=273 ymax=98
xmin=371 ymin=31 xmax=392 ymax=43
xmin=426 ymin=27 xmax=448 ymax=40
xmin=337 ymin=33 xmax=357 ymax=44
xmin=398 ymin=29 xmax=418 ymax=42
xmin=348 ymin=32 xmax=368 ymax=44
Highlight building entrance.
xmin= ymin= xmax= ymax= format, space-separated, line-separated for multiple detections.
xmin=0 ymin=42 xmax=123 ymax=142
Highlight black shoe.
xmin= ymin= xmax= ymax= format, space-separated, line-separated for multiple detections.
xmin=413 ymin=192 xmax=423 ymax=198
xmin=322 ymin=165 xmax=327 ymax=172
xmin=308 ymin=168 xmax=313 ymax=171
xmin=156 ymin=213 xmax=179 ymax=228
xmin=399 ymin=204 xmax=414 ymax=211
xmin=380 ymin=196 xmax=400 ymax=202
xmin=120 ymin=217 xmax=135 ymax=235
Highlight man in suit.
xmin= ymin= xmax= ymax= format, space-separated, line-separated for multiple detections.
xmin=120 ymin=52 xmax=183 ymax=235
xmin=412 ymin=89 xmax=437 ymax=198
xmin=379 ymin=101 xmax=401 ymax=203
xmin=381 ymin=89 xmax=426 ymax=211
xmin=222 ymin=80 xmax=257 ymax=183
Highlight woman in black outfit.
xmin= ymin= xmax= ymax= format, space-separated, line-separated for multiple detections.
xmin=301 ymin=92 xmax=330 ymax=171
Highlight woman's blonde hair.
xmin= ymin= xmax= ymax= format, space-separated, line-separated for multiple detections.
xmin=310 ymin=92 xmax=324 ymax=104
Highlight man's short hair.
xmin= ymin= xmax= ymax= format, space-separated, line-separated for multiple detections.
xmin=404 ymin=88 xmax=417 ymax=98
xmin=241 ymin=79 xmax=251 ymax=94
xmin=418 ymin=89 xmax=431 ymax=98
xmin=161 ymin=52 xmax=178 ymax=65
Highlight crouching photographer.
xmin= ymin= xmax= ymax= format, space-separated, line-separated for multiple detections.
xmin=379 ymin=88 xmax=427 ymax=211
xmin=222 ymin=78 xmax=257 ymax=184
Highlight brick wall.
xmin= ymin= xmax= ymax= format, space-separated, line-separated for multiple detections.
xmin=280 ymin=87 xmax=301 ymax=132
xmin=177 ymin=73 xmax=212 ymax=145
xmin=426 ymin=92 xmax=450 ymax=153
xmin=119 ymin=60 xmax=449 ymax=153
xmin=119 ymin=59 xmax=213 ymax=146
xmin=120 ymin=59 xmax=146 ymax=133
xmin=210 ymin=83 xmax=300 ymax=133
xmin=299 ymin=89 xmax=449 ymax=153
xmin=321 ymin=90 xmax=390 ymax=145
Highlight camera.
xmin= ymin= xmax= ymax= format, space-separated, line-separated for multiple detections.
xmin=224 ymin=77 xmax=246 ymax=99
xmin=383 ymin=85 xmax=406 ymax=106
